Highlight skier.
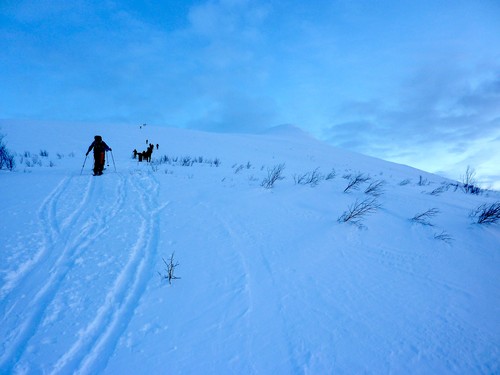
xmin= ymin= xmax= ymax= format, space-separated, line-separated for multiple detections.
xmin=86 ymin=135 xmax=112 ymax=176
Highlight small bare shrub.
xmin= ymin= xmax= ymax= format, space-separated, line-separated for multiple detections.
xmin=0 ymin=133 xmax=15 ymax=171
xmin=434 ymin=231 xmax=453 ymax=243
xmin=399 ymin=179 xmax=411 ymax=186
xmin=410 ymin=208 xmax=440 ymax=226
xmin=338 ymin=198 xmax=381 ymax=225
xmin=294 ymin=168 xmax=322 ymax=187
xmin=262 ymin=163 xmax=285 ymax=189
xmin=461 ymin=166 xmax=481 ymax=195
xmin=158 ymin=155 xmax=170 ymax=164
xmin=364 ymin=180 xmax=386 ymax=197
xmin=428 ymin=183 xmax=450 ymax=196
xmin=343 ymin=173 xmax=371 ymax=193
xmin=325 ymin=168 xmax=336 ymax=180
xmin=158 ymin=252 xmax=181 ymax=285
xmin=342 ymin=173 xmax=352 ymax=180
xmin=150 ymin=162 xmax=160 ymax=172
xmin=32 ymin=155 xmax=42 ymax=167
xmin=470 ymin=202 xmax=500 ymax=225
xmin=418 ymin=176 xmax=429 ymax=186
xmin=234 ymin=164 xmax=244 ymax=174
xmin=180 ymin=156 xmax=193 ymax=166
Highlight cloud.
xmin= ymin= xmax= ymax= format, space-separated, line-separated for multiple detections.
xmin=329 ymin=65 xmax=500 ymax=140
xmin=324 ymin=67 xmax=500 ymax=186
xmin=458 ymin=75 xmax=500 ymax=116
xmin=186 ymin=92 xmax=278 ymax=133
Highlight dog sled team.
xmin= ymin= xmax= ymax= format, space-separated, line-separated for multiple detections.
xmin=132 ymin=139 xmax=159 ymax=163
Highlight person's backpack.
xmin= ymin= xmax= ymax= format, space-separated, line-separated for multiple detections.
xmin=94 ymin=139 xmax=105 ymax=153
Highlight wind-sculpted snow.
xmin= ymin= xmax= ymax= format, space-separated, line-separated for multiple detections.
xmin=0 ymin=121 xmax=499 ymax=374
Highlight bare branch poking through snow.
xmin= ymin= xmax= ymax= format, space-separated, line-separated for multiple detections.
xmin=434 ymin=231 xmax=454 ymax=243
xmin=261 ymin=163 xmax=286 ymax=189
xmin=428 ymin=184 xmax=449 ymax=196
xmin=325 ymin=168 xmax=336 ymax=180
xmin=159 ymin=252 xmax=181 ymax=285
xmin=470 ymin=202 xmax=500 ymax=225
xmin=0 ymin=133 xmax=15 ymax=171
xmin=338 ymin=198 xmax=381 ymax=225
xmin=399 ymin=179 xmax=411 ymax=186
xmin=364 ymin=180 xmax=386 ymax=197
xmin=343 ymin=173 xmax=371 ymax=193
xmin=461 ymin=165 xmax=482 ymax=195
xmin=410 ymin=208 xmax=440 ymax=226
xmin=417 ymin=176 xmax=430 ymax=186
xmin=294 ymin=168 xmax=322 ymax=187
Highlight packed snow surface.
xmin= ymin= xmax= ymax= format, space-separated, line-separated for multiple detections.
xmin=0 ymin=121 xmax=499 ymax=374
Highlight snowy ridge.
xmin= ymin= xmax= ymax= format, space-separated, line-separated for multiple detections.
xmin=0 ymin=120 xmax=499 ymax=374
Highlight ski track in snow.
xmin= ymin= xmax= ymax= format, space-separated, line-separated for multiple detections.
xmin=0 ymin=176 xmax=77 ymax=302
xmin=53 ymin=171 xmax=168 ymax=375
xmin=1 ymin=121 xmax=499 ymax=374
xmin=204 ymin=205 xmax=255 ymax=372
xmin=0 ymin=172 xmax=165 ymax=374
xmin=0 ymin=175 xmax=98 ymax=372
xmin=209 ymin=205 xmax=306 ymax=374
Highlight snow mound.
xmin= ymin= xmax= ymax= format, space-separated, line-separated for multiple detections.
xmin=0 ymin=120 xmax=499 ymax=374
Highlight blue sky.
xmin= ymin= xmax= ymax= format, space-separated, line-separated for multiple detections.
xmin=1 ymin=0 xmax=499 ymax=187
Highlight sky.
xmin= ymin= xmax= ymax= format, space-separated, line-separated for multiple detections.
xmin=1 ymin=0 xmax=500 ymax=188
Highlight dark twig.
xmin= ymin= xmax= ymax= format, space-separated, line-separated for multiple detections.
xmin=159 ymin=252 xmax=181 ymax=285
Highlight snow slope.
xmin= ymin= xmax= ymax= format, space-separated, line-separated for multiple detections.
xmin=0 ymin=120 xmax=499 ymax=374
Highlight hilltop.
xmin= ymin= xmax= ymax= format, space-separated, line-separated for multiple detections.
xmin=0 ymin=120 xmax=499 ymax=374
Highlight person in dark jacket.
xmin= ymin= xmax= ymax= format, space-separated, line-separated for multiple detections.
xmin=86 ymin=135 xmax=111 ymax=175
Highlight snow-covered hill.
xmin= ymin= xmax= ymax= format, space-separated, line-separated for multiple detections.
xmin=1 ymin=120 xmax=499 ymax=374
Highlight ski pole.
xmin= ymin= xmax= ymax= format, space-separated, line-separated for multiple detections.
xmin=110 ymin=150 xmax=117 ymax=172
xmin=80 ymin=154 xmax=88 ymax=175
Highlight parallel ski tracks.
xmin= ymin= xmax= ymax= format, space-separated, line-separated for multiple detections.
xmin=0 ymin=174 xmax=167 ymax=374
xmin=51 ymin=172 xmax=168 ymax=375
xmin=0 ymin=176 xmax=75 ymax=302
xmin=0 ymin=175 xmax=94 ymax=371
